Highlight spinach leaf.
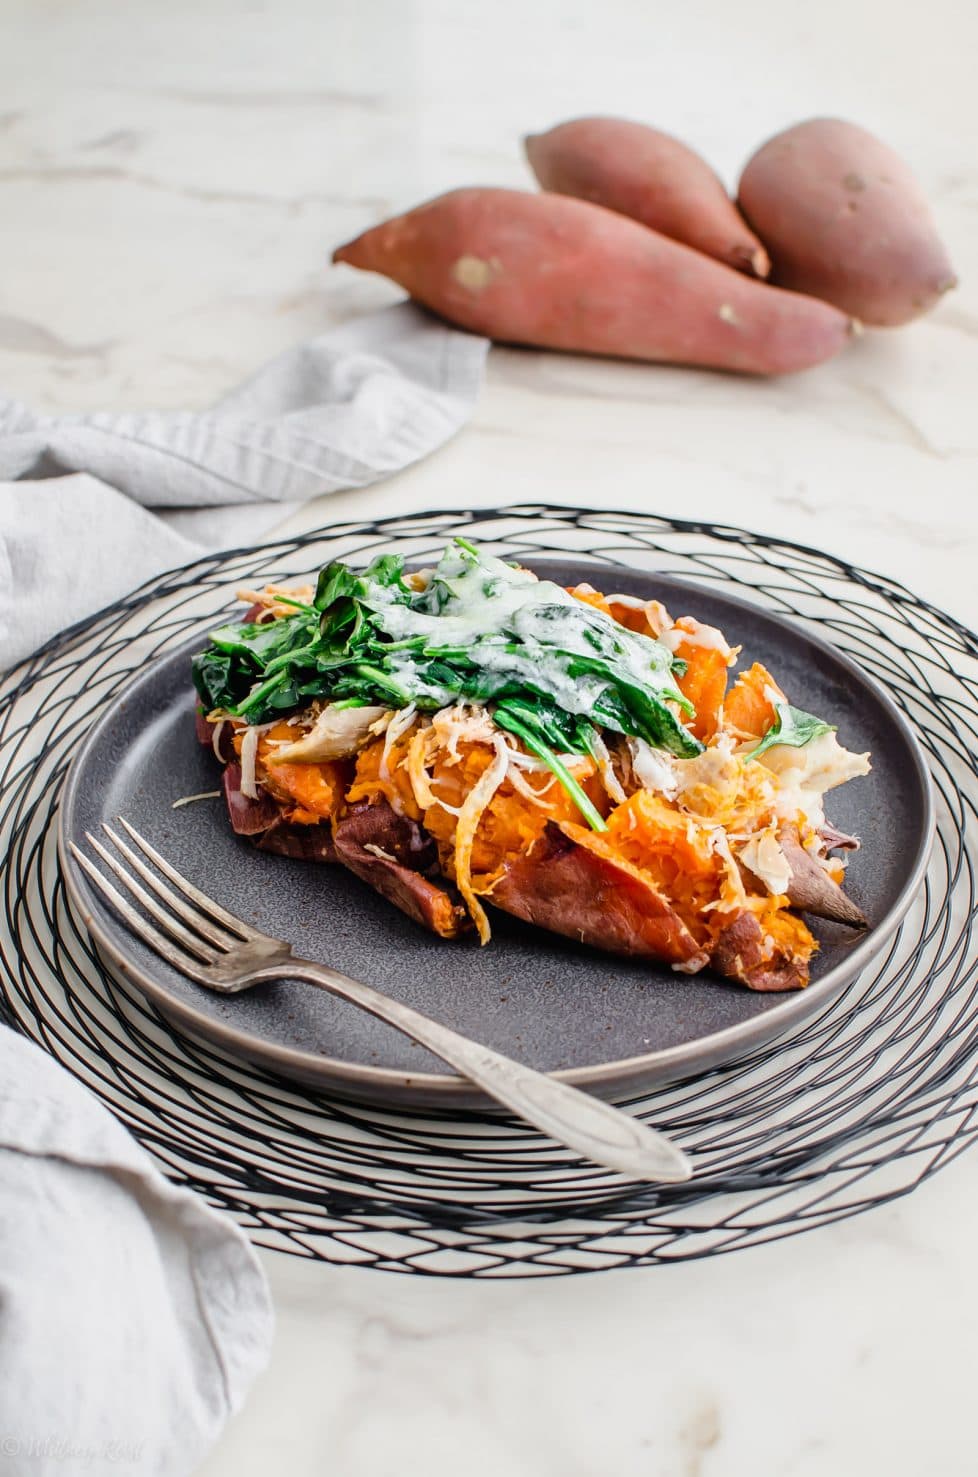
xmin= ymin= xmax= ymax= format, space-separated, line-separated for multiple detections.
xmin=748 ymin=703 xmax=835 ymax=761
xmin=493 ymin=702 xmax=607 ymax=833
xmin=191 ymin=648 xmax=239 ymax=711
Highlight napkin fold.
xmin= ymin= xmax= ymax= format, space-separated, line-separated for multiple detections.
xmin=0 ymin=1027 xmax=274 ymax=1477
xmin=0 ymin=303 xmax=488 ymax=668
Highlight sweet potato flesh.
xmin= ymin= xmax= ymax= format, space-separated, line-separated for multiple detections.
xmin=232 ymin=722 xmax=348 ymax=825
xmin=721 ymin=662 xmax=783 ymax=740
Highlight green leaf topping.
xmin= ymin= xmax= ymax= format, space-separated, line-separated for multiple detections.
xmin=748 ymin=702 xmax=836 ymax=761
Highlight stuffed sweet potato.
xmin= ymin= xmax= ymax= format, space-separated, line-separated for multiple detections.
xmin=192 ymin=541 xmax=871 ymax=992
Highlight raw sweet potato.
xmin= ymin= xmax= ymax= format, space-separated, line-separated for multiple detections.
xmin=525 ymin=116 xmax=770 ymax=278
xmin=737 ymin=118 xmax=956 ymax=326
xmin=333 ymin=189 xmax=854 ymax=376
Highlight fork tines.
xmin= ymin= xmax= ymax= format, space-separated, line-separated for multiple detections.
xmin=70 ymin=819 xmax=257 ymax=975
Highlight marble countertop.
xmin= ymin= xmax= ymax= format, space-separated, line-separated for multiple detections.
xmin=3 ymin=0 xmax=978 ymax=1472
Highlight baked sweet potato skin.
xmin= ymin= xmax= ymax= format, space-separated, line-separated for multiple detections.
xmin=738 ymin=118 xmax=956 ymax=326
xmin=779 ymin=825 xmax=866 ymax=929
xmin=488 ymin=820 xmax=707 ymax=966
xmin=333 ymin=188 xmax=853 ymax=376
xmin=525 ymin=116 xmax=770 ymax=278
xmin=710 ymin=911 xmax=809 ymax=992
xmin=221 ymin=762 xmax=338 ymax=861
xmin=333 ymin=800 xmax=472 ymax=939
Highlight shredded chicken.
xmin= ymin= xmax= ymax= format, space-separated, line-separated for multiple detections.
xmin=626 ymin=736 xmax=679 ymax=798
xmin=239 ymin=725 xmax=261 ymax=799
xmin=709 ymin=828 xmax=750 ymax=912
xmin=171 ymin=790 xmax=221 ymax=810
xmin=269 ymin=704 xmax=390 ymax=764
xmin=430 ymin=702 xmax=497 ymax=760
xmin=506 ymin=747 xmax=587 ymax=777
xmin=506 ymin=764 xmax=558 ymax=811
xmin=738 ymin=829 xmax=792 ymax=897
xmin=210 ymin=718 xmax=227 ymax=763
xmin=236 ymin=583 xmax=315 ymax=617
xmin=589 ymin=729 xmax=627 ymax=805
xmin=406 ymin=724 xmax=438 ymax=811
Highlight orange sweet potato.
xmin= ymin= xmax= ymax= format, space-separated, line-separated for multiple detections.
xmin=525 ymin=116 xmax=770 ymax=278
xmin=738 ymin=118 xmax=957 ymax=326
xmin=333 ymin=189 xmax=854 ymax=376
xmin=674 ymin=639 xmax=728 ymax=742
xmin=722 ymin=662 xmax=784 ymax=739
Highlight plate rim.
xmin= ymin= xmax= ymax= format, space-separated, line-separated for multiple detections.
xmin=57 ymin=559 xmax=936 ymax=1105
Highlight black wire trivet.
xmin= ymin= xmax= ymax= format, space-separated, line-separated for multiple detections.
xmin=1 ymin=504 xmax=976 ymax=1277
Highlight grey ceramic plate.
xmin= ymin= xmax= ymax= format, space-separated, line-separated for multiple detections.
xmin=59 ymin=560 xmax=934 ymax=1107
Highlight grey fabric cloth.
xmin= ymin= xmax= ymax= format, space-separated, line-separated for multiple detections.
xmin=0 ymin=1027 xmax=274 ymax=1477
xmin=0 ymin=303 xmax=488 ymax=668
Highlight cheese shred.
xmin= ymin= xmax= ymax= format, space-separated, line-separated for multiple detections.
xmin=451 ymin=734 xmax=511 ymax=945
xmin=239 ymin=726 xmax=261 ymax=800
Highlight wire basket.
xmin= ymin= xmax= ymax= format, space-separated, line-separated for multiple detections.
xmin=1 ymin=504 xmax=975 ymax=1277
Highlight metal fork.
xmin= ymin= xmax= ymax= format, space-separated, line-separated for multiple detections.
xmin=70 ymin=818 xmax=692 ymax=1184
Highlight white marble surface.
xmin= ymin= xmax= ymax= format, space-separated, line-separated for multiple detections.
xmin=3 ymin=0 xmax=978 ymax=1472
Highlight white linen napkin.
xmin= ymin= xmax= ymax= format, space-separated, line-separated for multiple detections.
xmin=0 ymin=1027 xmax=274 ymax=1477
xmin=0 ymin=303 xmax=488 ymax=669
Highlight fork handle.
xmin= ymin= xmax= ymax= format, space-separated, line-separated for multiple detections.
xmin=276 ymin=958 xmax=691 ymax=1183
